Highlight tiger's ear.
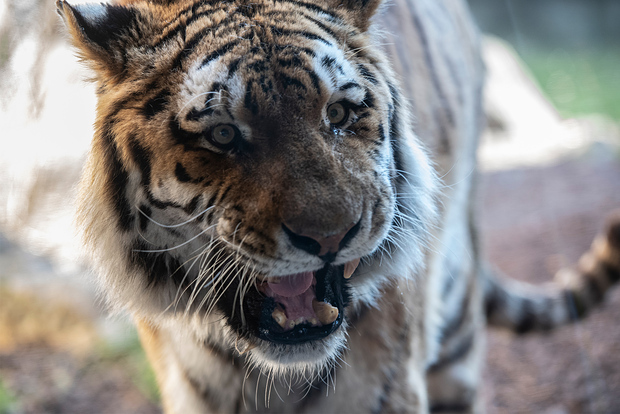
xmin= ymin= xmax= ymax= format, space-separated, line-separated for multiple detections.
xmin=330 ymin=0 xmax=384 ymax=32
xmin=56 ymin=1 xmax=146 ymax=80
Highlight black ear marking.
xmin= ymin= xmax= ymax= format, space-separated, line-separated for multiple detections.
xmin=57 ymin=1 xmax=139 ymax=47
xmin=56 ymin=1 xmax=144 ymax=77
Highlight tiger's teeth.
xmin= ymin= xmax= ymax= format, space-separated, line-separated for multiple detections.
xmin=312 ymin=299 xmax=339 ymax=325
xmin=272 ymin=308 xmax=287 ymax=329
xmin=344 ymin=258 xmax=361 ymax=279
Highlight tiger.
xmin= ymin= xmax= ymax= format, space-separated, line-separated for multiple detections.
xmin=56 ymin=0 xmax=620 ymax=412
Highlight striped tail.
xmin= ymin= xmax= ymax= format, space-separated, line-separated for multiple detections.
xmin=484 ymin=210 xmax=620 ymax=334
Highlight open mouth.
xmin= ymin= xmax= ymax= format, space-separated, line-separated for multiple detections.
xmin=218 ymin=259 xmax=360 ymax=345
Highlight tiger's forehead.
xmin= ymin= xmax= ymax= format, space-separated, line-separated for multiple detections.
xmin=177 ymin=30 xmax=367 ymax=124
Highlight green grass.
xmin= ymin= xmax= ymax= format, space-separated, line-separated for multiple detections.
xmin=521 ymin=48 xmax=620 ymax=121
xmin=96 ymin=332 xmax=160 ymax=403
xmin=0 ymin=380 xmax=18 ymax=414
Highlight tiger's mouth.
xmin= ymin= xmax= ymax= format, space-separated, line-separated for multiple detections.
xmin=219 ymin=259 xmax=360 ymax=345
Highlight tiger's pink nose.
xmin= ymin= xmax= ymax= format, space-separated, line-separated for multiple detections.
xmin=282 ymin=221 xmax=361 ymax=261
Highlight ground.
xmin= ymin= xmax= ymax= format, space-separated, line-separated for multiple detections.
xmin=481 ymin=151 xmax=620 ymax=413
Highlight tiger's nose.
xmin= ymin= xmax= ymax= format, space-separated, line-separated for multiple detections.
xmin=282 ymin=220 xmax=361 ymax=262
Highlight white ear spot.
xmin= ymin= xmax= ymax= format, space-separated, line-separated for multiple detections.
xmin=71 ymin=2 xmax=109 ymax=24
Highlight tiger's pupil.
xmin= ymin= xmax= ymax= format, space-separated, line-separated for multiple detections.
xmin=212 ymin=125 xmax=235 ymax=145
xmin=327 ymin=103 xmax=347 ymax=125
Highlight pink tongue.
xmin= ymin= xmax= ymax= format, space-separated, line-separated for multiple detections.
xmin=268 ymin=271 xmax=314 ymax=298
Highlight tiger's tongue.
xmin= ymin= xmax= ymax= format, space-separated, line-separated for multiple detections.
xmin=268 ymin=271 xmax=314 ymax=297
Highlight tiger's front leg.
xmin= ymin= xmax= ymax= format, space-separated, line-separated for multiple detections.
xmin=136 ymin=319 xmax=247 ymax=414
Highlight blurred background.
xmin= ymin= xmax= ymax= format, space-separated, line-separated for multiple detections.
xmin=0 ymin=0 xmax=619 ymax=413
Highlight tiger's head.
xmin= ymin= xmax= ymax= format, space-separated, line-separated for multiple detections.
xmin=59 ymin=0 xmax=436 ymax=374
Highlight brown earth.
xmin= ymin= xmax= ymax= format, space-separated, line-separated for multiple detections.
xmin=480 ymin=149 xmax=620 ymax=413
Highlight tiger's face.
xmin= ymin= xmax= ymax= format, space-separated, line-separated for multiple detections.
xmin=60 ymin=0 xmax=436 ymax=373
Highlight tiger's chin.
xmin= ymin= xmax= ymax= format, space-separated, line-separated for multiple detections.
xmin=244 ymin=327 xmax=348 ymax=377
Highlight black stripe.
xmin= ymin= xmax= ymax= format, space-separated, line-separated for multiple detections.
xmin=152 ymin=2 xmax=214 ymax=48
xmin=273 ymin=0 xmax=343 ymax=22
xmin=372 ymin=369 xmax=396 ymax=414
xmin=139 ymin=204 xmax=151 ymax=232
xmin=127 ymin=134 xmax=152 ymax=187
xmin=278 ymin=73 xmax=308 ymax=92
xmin=170 ymin=118 xmax=202 ymax=145
xmin=357 ymin=64 xmax=378 ymax=85
xmin=100 ymin=123 xmax=134 ymax=231
xmin=271 ymin=27 xmax=332 ymax=46
xmin=227 ymin=56 xmax=244 ymax=78
xmin=171 ymin=15 xmax=238 ymax=69
xmin=585 ymin=273 xmax=605 ymax=304
xmin=322 ymin=55 xmax=336 ymax=69
xmin=143 ymin=89 xmax=170 ymax=119
xmin=439 ymin=293 xmax=470 ymax=343
xmin=602 ymin=260 xmax=620 ymax=283
xmin=246 ymin=59 xmax=268 ymax=73
xmin=244 ymin=80 xmax=260 ymax=115
xmin=278 ymin=56 xmax=304 ymax=68
xmin=128 ymin=134 xmax=186 ymax=210
xmin=217 ymin=184 xmax=233 ymax=205
xmin=430 ymin=402 xmax=472 ymax=413
xmin=514 ymin=299 xmax=536 ymax=334
xmin=306 ymin=69 xmax=322 ymax=94
xmin=377 ymin=123 xmax=386 ymax=143
xmin=427 ymin=331 xmax=474 ymax=373
xmin=273 ymin=44 xmax=317 ymax=58
xmin=564 ymin=288 xmax=588 ymax=319
xmin=298 ymin=364 xmax=337 ymax=409
xmin=360 ymin=89 xmax=375 ymax=108
xmin=184 ymin=195 xmax=202 ymax=215
xmin=339 ymin=81 xmax=361 ymax=91
xmin=388 ymin=83 xmax=404 ymax=175
xmin=205 ymin=192 xmax=218 ymax=211
xmin=304 ymin=14 xmax=338 ymax=40
xmin=153 ymin=18 xmax=187 ymax=49
xmin=131 ymin=240 xmax=184 ymax=287
xmin=185 ymin=372 xmax=222 ymax=413
xmin=186 ymin=106 xmax=215 ymax=121
xmin=175 ymin=162 xmax=193 ymax=183
xmin=200 ymin=40 xmax=241 ymax=69
xmin=105 ymin=79 xmax=158 ymax=125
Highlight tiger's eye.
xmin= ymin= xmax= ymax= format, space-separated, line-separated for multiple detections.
xmin=211 ymin=124 xmax=236 ymax=146
xmin=327 ymin=102 xmax=348 ymax=126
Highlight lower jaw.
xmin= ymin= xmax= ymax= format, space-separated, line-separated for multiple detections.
xmin=258 ymin=264 xmax=348 ymax=345
xmin=218 ymin=263 xmax=351 ymax=346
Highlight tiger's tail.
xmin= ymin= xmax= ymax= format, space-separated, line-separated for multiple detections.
xmin=484 ymin=210 xmax=620 ymax=333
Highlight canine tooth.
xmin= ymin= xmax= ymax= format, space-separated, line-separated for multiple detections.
xmin=344 ymin=258 xmax=360 ymax=279
xmin=272 ymin=308 xmax=287 ymax=329
xmin=312 ymin=299 xmax=339 ymax=325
